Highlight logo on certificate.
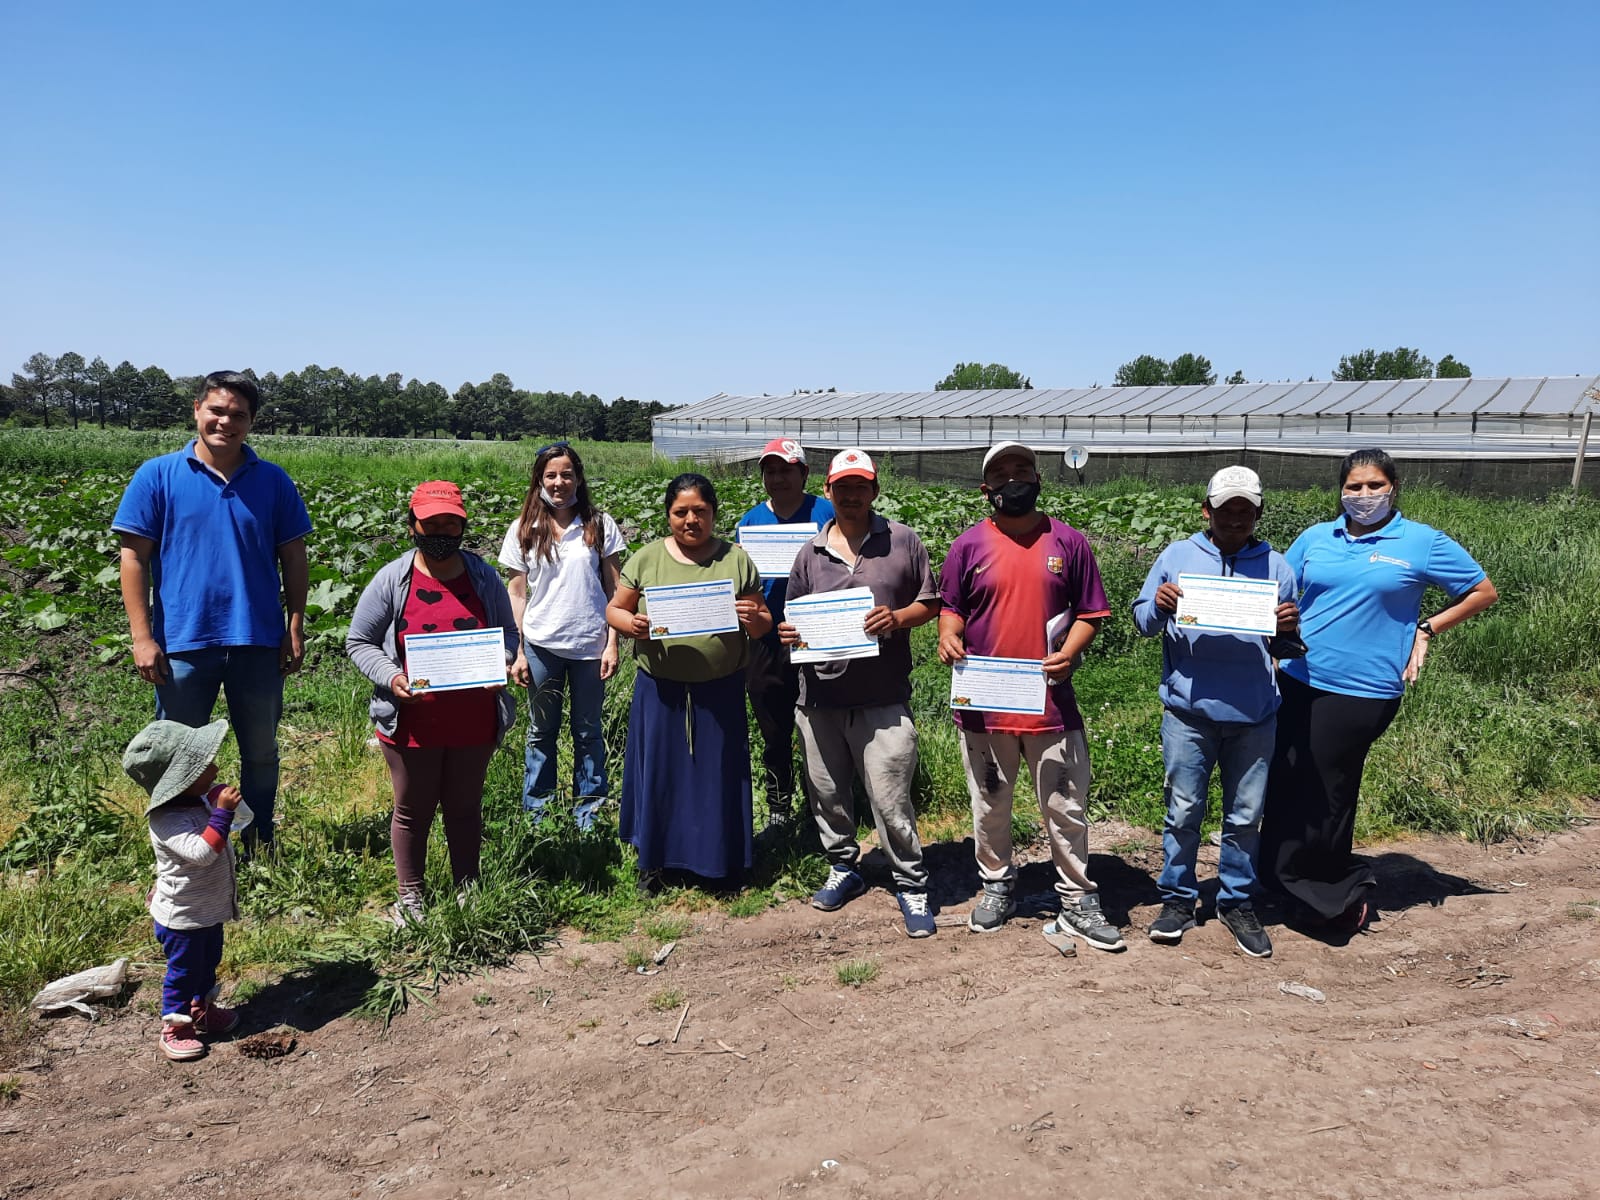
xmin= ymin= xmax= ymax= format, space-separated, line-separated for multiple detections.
xmin=1046 ymin=555 xmax=1063 ymax=575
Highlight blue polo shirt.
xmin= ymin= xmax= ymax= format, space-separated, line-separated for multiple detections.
xmin=112 ymin=441 xmax=313 ymax=653
xmin=735 ymin=493 xmax=835 ymax=628
xmin=1281 ymin=513 xmax=1486 ymax=700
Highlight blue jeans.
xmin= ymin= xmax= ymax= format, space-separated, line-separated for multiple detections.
xmin=156 ymin=646 xmax=283 ymax=844
xmin=1157 ymin=707 xmax=1275 ymax=909
xmin=522 ymin=644 xmax=607 ymax=829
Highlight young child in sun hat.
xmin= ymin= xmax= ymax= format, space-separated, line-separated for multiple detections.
xmin=122 ymin=718 xmax=246 ymax=1061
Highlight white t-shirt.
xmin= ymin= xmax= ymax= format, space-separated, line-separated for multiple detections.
xmin=498 ymin=512 xmax=626 ymax=659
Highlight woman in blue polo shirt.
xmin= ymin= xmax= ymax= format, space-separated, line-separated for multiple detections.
xmin=1261 ymin=449 xmax=1498 ymax=933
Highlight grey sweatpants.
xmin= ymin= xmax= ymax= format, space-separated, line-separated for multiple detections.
xmin=960 ymin=727 xmax=1094 ymax=901
xmin=795 ymin=703 xmax=928 ymax=890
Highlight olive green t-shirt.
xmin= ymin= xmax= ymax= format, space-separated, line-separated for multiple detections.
xmin=620 ymin=538 xmax=762 ymax=683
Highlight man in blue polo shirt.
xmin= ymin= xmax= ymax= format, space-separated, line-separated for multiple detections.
xmin=736 ymin=437 xmax=833 ymax=836
xmin=113 ymin=371 xmax=312 ymax=849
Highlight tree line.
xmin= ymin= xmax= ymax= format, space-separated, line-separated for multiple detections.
xmin=933 ymin=349 xmax=1475 ymax=393
xmin=1 ymin=352 xmax=677 ymax=442
xmin=1110 ymin=346 xmax=1472 ymax=388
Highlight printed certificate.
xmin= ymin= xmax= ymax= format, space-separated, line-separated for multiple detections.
xmin=787 ymin=586 xmax=879 ymax=664
xmin=404 ymin=628 xmax=508 ymax=692
xmin=1174 ymin=573 xmax=1279 ymax=636
xmin=736 ymin=524 xmax=819 ymax=578
xmin=949 ymin=655 xmax=1047 ymax=715
xmin=643 ymin=578 xmax=739 ymax=640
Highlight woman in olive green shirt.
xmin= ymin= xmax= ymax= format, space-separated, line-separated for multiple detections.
xmin=608 ymin=474 xmax=771 ymax=888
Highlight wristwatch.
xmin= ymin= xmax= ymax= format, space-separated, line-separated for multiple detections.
xmin=1417 ymin=619 xmax=1435 ymax=636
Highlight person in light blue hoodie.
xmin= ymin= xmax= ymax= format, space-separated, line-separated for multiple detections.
xmin=1131 ymin=466 xmax=1300 ymax=958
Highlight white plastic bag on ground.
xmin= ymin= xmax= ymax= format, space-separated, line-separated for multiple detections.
xmin=31 ymin=957 xmax=129 ymax=1017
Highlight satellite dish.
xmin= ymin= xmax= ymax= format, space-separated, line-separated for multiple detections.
xmin=1064 ymin=445 xmax=1090 ymax=470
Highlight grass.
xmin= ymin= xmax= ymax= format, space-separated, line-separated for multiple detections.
xmin=835 ymin=960 xmax=880 ymax=988
xmin=0 ymin=427 xmax=1596 ymax=1038
xmin=649 ymin=987 xmax=685 ymax=1012
xmin=0 ymin=1076 xmax=20 ymax=1102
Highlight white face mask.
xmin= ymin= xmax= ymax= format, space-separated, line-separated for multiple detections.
xmin=540 ymin=486 xmax=577 ymax=511
xmin=1342 ymin=490 xmax=1394 ymax=525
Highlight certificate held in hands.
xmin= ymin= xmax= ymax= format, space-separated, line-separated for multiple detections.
xmin=1174 ymin=574 xmax=1279 ymax=636
xmin=949 ymin=655 xmax=1047 ymax=715
xmin=404 ymin=628 xmax=508 ymax=692
xmin=642 ymin=578 xmax=739 ymax=640
xmin=787 ymin=586 xmax=878 ymax=665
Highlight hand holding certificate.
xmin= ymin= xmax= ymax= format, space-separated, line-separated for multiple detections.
xmin=736 ymin=524 xmax=818 ymax=579
xmin=787 ymin=587 xmax=879 ymax=664
xmin=404 ymin=628 xmax=509 ymax=692
xmin=949 ymin=655 xmax=1047 ymax=715
xmin=1174 ymin=573 xmax=1279 ymax=636
xmin=642 ymin=578 xmax=739 ymax=639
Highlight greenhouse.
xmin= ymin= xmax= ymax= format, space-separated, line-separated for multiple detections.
xmin=653 ymin=376 xmax=1600 ymax=493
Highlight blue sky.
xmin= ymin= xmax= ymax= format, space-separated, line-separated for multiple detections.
xmin=2 ymin=2 xmax=1595 ymax=406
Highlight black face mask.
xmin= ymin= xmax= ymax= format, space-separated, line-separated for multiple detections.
xmin=412 ymin=531 xmax=464 ymax=560
xmin=987 ymin=480 xmax=1040 ymax=517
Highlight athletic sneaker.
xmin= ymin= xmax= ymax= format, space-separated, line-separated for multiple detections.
xmin=1148 ymin=902 xmax=1197 ymax=944
xmin=896 ymin=890 xmax=936 ymax=939
xmin=388 ymin=890 xmax=426 ymax=927
xmin=1046 ymin=894 xmax=1127 ymax=952
xmin=967 ymin=885 xmax=1016 ymax=933
xmin=1219 ymin=905 xmax=1273 ymax=958
xmin=160 ymin=1020 xmax=206 ymax=1062
xmin=811 ymin=866 xmax=866 ymax=911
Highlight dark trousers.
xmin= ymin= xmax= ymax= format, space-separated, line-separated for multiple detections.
xmin=154 ymin=921 xmax=224 ymax=1018
xmin=1260 ymin=671 xmax=1402 ymax=919
xmin=380 ymin=742 xmax=496 ymax=894
xmin=745 ymin=635 xmax=800 ymax=814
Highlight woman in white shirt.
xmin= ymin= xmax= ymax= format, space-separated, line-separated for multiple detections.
xmin=500 ymin=442 xmax=626 ymax=829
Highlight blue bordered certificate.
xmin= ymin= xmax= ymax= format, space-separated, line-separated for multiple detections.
xmin=736 ymin=524 xmax=818 ymax=578
xmin=949 ymin=655 xmax=1047 ymax=715
xmin=642 ymin=578 xmax=739 ymax=639
xmin=1174 ymin=574 xmax=1278 ymax=636
xmin=787 ymin=586 xmax=879 ymax=664
xmin=403 ymin=628 xmax=508 ymax=692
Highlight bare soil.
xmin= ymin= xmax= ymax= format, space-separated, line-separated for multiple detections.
xmin=4 ymin=816 xmax=1599 ymax=1200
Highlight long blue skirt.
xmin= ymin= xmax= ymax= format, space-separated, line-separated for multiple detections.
xmin=620 ymin=669 xmax=753 ymax=880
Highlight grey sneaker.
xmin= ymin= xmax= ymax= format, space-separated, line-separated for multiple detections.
xmin=967 ymin=886 xmax=1016 ymax=933
xmin=1148 ymin=902 xmax=1197 ymax=944
xmin=1046 ymin=894 xmax=1126 ymax=952
xmin=1219 ymin=905 xmax=1273 ymax=958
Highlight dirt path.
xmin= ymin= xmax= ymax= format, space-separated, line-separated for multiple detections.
xmin=4 ymin=817 xmax=1598 ymax=1200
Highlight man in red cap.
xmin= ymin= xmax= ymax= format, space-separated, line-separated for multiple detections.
xmin=113 ymin=371 xmax=312 ymax=849
xmin=735 ymin=437 xmax=834 ymax=835
xmin=779 ymin=448 xmax=941 ymax=937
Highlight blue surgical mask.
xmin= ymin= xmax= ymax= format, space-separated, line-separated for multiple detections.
xmin=540 ymin=486 xmax=577 ymax=511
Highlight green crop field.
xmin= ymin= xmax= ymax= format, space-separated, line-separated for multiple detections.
xmin=1 ymin=427 xmax=1596 ymax=1034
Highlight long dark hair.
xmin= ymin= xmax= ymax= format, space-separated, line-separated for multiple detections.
xmin=1336 ymin=448 xmax=1400 ymax=517
xmin=515 ymin=443 xmax=603 ymax=564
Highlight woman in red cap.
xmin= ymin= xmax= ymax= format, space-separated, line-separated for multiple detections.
xmin=346 ymin=481 xmax=520 ymax=924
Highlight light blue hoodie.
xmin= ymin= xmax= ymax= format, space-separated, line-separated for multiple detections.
xmin=1130 ymin=532 xmax=1297 ymax=726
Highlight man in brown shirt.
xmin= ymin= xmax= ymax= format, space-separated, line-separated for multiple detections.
xmin=777 ymin=449 xmax=941 ymax=938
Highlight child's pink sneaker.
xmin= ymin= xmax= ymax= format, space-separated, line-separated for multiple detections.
xmin=160 ymin=1017 xmax=206 ymax=1061
xmin=193 ymin=999 xmax=240 ymax=1038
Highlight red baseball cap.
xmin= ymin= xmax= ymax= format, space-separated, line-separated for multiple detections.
xmin=410 ymin=480 xmax=468 ymax=520
xmin=759 ymin=437 xmax=806 ymax=465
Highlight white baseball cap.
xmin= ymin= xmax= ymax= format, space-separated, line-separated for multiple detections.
xmin=981 ymin=441 xmax=1037 ymax=475
xmin=827 ymin=447 xmax=876 ymax=483
xmin=1206 ymin=465 xmax=1263 ymax=507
